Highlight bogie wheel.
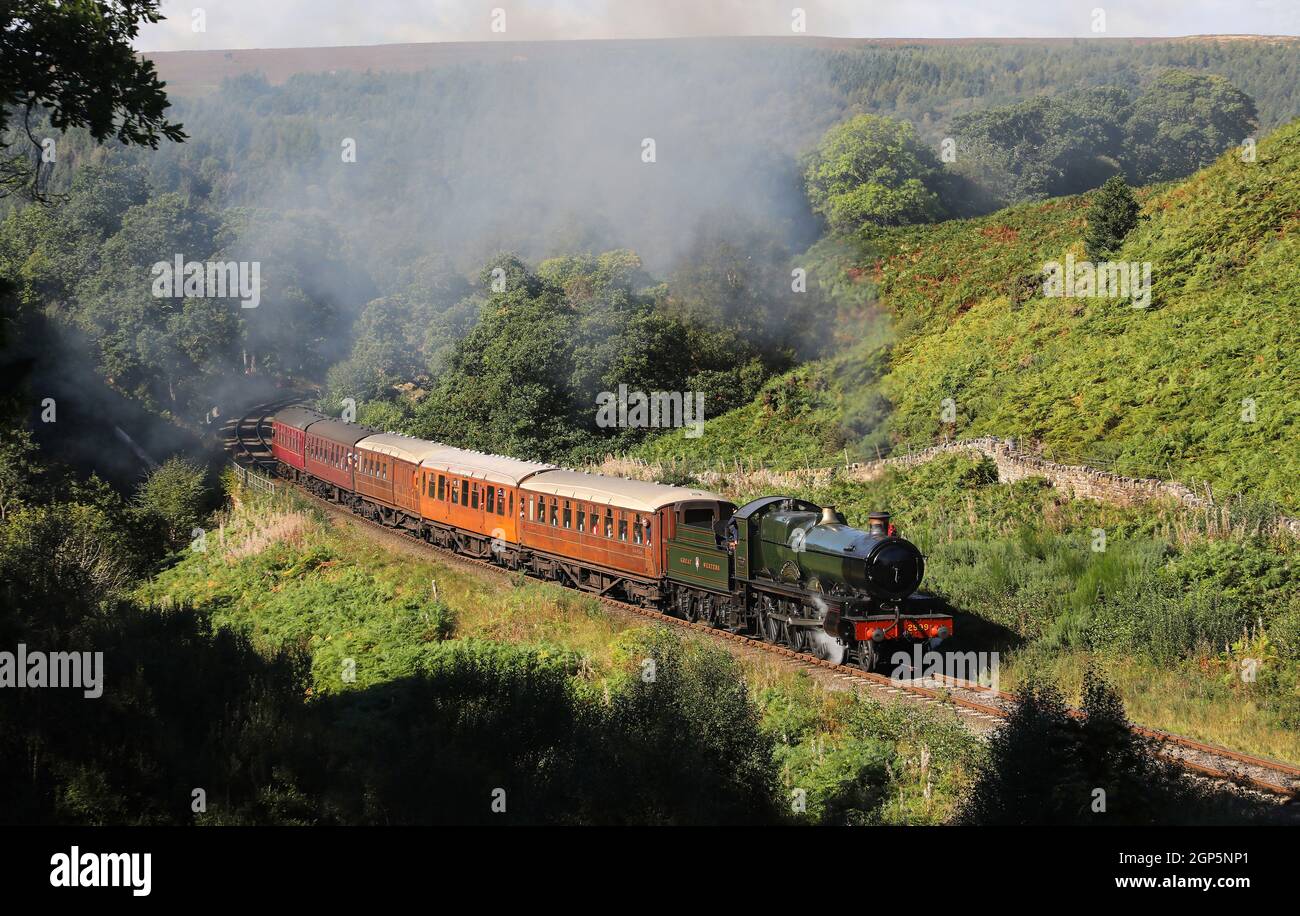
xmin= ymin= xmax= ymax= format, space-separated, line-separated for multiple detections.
xmin=857 ymin=641 xmax=878 ymax=673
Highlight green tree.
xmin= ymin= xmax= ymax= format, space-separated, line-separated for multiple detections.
xmin=1124 ymin=70 xmax=1258 ymax=183
xmin=803 ymin=115 xmax=945 ymax=233
xmin=0 ymin=428 xmax=41 ymax=521
xmin=133 ymin=457 xmax=207 ymax=550
xmin=0 ymin=1 xmax=185 ymax=198
xmin=1084 ymin=176 xmax=1141 ymax=259
xmin=958 ymin=671 xmax=1218 ymax=825
xmin=949 ymin=90 xmax=1126 ymax=208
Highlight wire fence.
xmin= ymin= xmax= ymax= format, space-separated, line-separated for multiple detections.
xmin=230 ymin=461 xmax=278 ymax=495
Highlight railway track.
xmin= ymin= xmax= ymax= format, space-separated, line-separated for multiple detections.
xmin=227 ymin=403 xmax=1300 ymax=802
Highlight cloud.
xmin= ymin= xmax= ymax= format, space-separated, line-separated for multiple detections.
xmin=136 ymin=0 xmax=1299 ymax=51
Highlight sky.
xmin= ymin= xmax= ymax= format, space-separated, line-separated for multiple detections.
xmin=135 ymin=0 xmax=1299 ymax=51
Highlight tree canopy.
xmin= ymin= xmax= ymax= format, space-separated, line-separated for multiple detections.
xmin=0 ymin=1 xmax=185 ymax=198
xmin=802 ymin=115 xmax=946 ymax=233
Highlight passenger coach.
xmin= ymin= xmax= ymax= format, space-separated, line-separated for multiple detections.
xmin=520 ymin=470 xmax=735 ymax=604
xmin=270 ymin=406 xmax=326 ymax=474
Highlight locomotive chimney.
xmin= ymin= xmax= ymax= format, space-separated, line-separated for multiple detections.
xmin=868 ymin=512 xmax=891 ymax=535
xmin=819 ymin=505 xmax=845 ymax=525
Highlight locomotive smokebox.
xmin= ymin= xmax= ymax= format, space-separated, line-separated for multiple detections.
xmin=867 ymin=512 xmax=891 ymax=535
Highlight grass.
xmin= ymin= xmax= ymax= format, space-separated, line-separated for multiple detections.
xmin=1001 ymin=650 xmax=1300 ymax=764
xmin=139 ymin=484 xmax=983 ymax=824
xmin=613 ymin=450 xmax=1300 ymax=764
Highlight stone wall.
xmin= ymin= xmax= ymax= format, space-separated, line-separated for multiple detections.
xmin=598 ymin=438 xmax=1300 ymax=537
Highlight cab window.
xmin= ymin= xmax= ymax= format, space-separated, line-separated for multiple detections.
xmin=682 ymin=507 xmax=713 ymax=528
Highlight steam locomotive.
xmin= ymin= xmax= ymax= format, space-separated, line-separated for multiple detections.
xmin=269 ymin=407 xmax=950 ymax=670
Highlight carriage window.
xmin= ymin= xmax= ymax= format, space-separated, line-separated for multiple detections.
xmin=461 ymin=480 xmax=469 ymax=505
xmin=682 ymin=507 xmax=714 ymax=528
xmin=577 ymin=508 xmax=585 ymax=533
xmin=549 ymin=499 xmax=558 ymax=526
xmin=498 ymin=488 xmax=506 ymax=515
xmin=618 ymin=517 xmax=628 ymax=541
xmin=471 ymin=483 xmax=479 ymax=509
xmin=451 ymin=479 xmax=459 ymax=504
xmin=529 ymin=498 xmax=535 ymax=521
xmin=437 ymin=476 xmax=445 ymax=500
xmin=486 ymin=486 xmax=495 ymax=513
xmin=604 ymin=508 xmax=614 ymax=538
xmin=633 ymin=515 xmax=643 ymax=545
xmin=645 ymin=519 xmax=652 ymax=541
xmin=510 ymin=492 xmax=514 ymax=516
xmin=563 ymin=502 xmax=572 ymax=528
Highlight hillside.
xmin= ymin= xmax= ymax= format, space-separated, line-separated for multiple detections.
xmin=641 ymin=118 xmax=1300 ymax=511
